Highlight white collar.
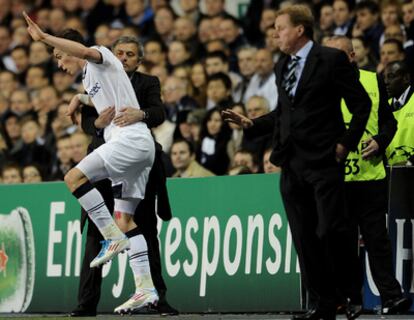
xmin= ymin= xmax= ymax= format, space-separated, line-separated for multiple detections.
xmin=394 ymin=85 xmax=412 ymax=107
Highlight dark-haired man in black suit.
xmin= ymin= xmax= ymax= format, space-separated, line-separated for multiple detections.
xmin=223 ymin=5 xmax=371 ymax=320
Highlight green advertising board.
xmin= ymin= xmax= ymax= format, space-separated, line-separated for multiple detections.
xmin=0 ymin=174 xmax=300 ymax=313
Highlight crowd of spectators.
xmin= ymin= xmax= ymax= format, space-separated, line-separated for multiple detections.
xmin=0 ymin=0 xmax=413 ymax=184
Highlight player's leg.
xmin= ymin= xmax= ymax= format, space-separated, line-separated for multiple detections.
xmin=65 ymin=152 xmax=129 ymax=267
xmin=114 ymin=199 xmax=158 ymax=314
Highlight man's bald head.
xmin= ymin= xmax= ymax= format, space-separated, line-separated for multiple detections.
xmin=325 ymin=35 xmax=355 ymax=62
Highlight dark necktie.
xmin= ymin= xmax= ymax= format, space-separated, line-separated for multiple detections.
xmin=393 ymin=100 xmax=402 ymax=110
xmin=283 ymin=56 xmax=300 ymax=99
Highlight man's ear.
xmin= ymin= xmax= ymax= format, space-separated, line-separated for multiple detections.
xmin=297 ymin=25 xmax=305 ymax=37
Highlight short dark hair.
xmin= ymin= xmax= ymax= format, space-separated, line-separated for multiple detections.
xmin=58 ymin=29 xmax=85 ymax=45
xmin=172 ymin=138 xmax=194 ymax=155
xmin=112 ymin=36 xmax=144 ymax=62
xmin=355 ymin=0 xmax=380 ymax=14
xmin=11 ymin=44 xmax=29 ymax=55
xmin=207 ymin=72 xmax=232 ymax=90
xmin=205 ymin=51 xmax=228 ymax=64
xmin=383 ymin=38 xmax=405 ymax=53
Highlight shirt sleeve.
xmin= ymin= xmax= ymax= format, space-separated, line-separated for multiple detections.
xmin=90 ymin=45 xmax=116 ymax=67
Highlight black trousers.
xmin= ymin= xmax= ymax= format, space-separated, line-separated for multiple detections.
xmin=280 ymin=162 xmax=362 ymax=311
xmin=76 ymin=181 xmax=167 ymax=312
xmin=346 ymin=179 xmax=402 ymax=303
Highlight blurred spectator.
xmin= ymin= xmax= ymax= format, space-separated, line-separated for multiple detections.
xmin=190 ymin=62 xmax=208 ymax=108
xmin=0 ymin=70 xmax=18 ymax=99
xmin=263 ymin=147 xmax=281 ymax=174
xmin=187 ymin=108 xmax=206 ymax=149
xmin=174 ymin=16 xmax=197 ymax=44
xmin=144 ymin=39 xmax=167 ymax=68
xmin=354 ymin=0 xmax=383 ymax=58
xmin=93 ymin=24 xmax=111 ymax=47
xmin=402 ymin=0 xmax=414 ymax=29
xmin=227 ymin=165 xmax=252 ymax=175
xmin=352 ymin=36 xmax=377 ymax=71
xmin=226 ymin=103 xmax=245 ymax=163
xmin=234 ymin=46 xmax=257 ymax=103
xmin=0 ymin=0 xmax=12 ymax=26
xmin=22 ymin=163 xmax=43 ymax=183
xmin=333 ymin=0 xmax=355 ymax=36
xmin=70 ymin=131 xmax=90 ymax=164
xmin=180 ymin=0 xmax=200 ymax=23
xmin=232 ymin=148 xmax=259 ymax=174
xmin=10 ymin=45 xmax=30 ymax=83
xmin=163 ymin=75 xmax=198 ymax=122
xmin=197 ymin=107 xmax=231 ymax=175
xmin=35 ymin=7 xmax=50 ymax=31
xmin=154 ymin=5 xmax=176 ymax=46
xmin=25 ymin=64 xmax=50 ymax=90
xmin=80 ymin=0 xmax=112 ymax=37
xmin=11 ymin=26 xmax=31 ymax=47
xmin=51 ymin=102 xmax=77 ymax=138
xmin=150 ymin=64 xmax=168 ymax=87
xmin=171 ymin=138 xmax=214 ymax=178
xmin=50 ymin=134 xmax=74 ymax=180
xmin=1 ymin=162 xmax=22 ymax=184
xmin=49 ymin=8 xmax=67 ymax=36
xmin=264 ymin=27 xmax=281 ymax=63
xmin=317 ymin=2 xmax=335 ymax=42
xmin=258 ymin=8 xmax=277 ymax=47
xmin=378 ymin=38 xmax=405 ymax=73
xmin=2 ymin=112 xmax=22 ymax=153
xmin=206 ymin=72 xmax=233 ymax=110
xmin=243 ymin=48 xmax=277 ymax=111
xmin=29 ymin=41 xmax=51 ymax=65
xmin=0 ymin=25 xmax=15 ymax=71
xmin=10 ymin=88 xmax=33 ymax=117
xmin=167 ymin=40 xmax=192 ymax=68
xmin=125 ymin=0 xmax=155 ymax=39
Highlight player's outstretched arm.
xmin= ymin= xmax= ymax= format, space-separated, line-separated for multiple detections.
xmin=23 ymin=11 xmax=101 ymax=63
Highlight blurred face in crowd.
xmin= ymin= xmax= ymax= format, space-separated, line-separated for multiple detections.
xmin=191 ymin=63 xmax=206 ymax=88
xmin=57 ymin=137 xmax=73 ymax=165
xmin=53 ymin=71 xmax=75 ymax=93
xmin=352 ymin=38 xmax=369 ymax=63
xmin=207 ymin=110 xmax=223 ymax=136
xmin=265 ymin=28 xmax=279 ymax=53
xmin=320 ymin=5 xmax=334 ymax=31
xmin=263 ymin=149 xmax=281 ymax=173
xmin=168 ymin=41 xmax=190 ymax=66
xmin=2 ymin=168 xmax=22 ymax=184
xmin=325 ymin=38 xmax=354 ymax=62
xmin=12 ymin=26 xmax=31 ymax=47
xmin=71 ymin=132 xmax=89 ymax=164
xmin=260 ymin=9 xmax=276 ymax=33
xmin=150 ymin=65 xmax=168 ymax=85
xmin=21 ymin=120 xmax=39 ymax=144
xmin=49 ymin=8 xmax=66 ymax=35
xmin=0 ymin=26 xmax=11 ymax=54
xmin=219 ymin=19 xmax=239 ymax=44
xmin=198 ymin=18 xmax=214 ymax=43
xmin=174 ymin=17 xmax=196 ymax=42
xmin=274 ymin=14 xmax=306 ymax=55
xmin=26 ymin=66 xmax=49 ymax=89
xmin=126 ymin=0 xmax=145 ymax=17
xmin=207 ymin=79 xmax=229 ymax=103
xmin=81 ymin=0 xmax=99 ymax=10
xmin=0 ymin=71 xmax=18 ymax=98
xmin=255 ymin=49 xmax=274 ymax=77
xmin=205 ymin=0 xmax=224 ymax=17
xmin=154 ymin=7 xmax=175 ymax=36
xmin=145 ymin=41 xmax=165 ymax=66
xmin=205 ymin=57 xmax=227 ymax=75
xmin=384 ymin=25 xmax=405 ymax=42
xmin=356 ymin=8 xmax=379 ymax=31
xmin=247 ymin=97 xmax=269 ymax=119
xmin=380 ymin=42 xmax=405 ymax=67
xmin=114 ymin=42 xmax=140 ymax=73
xmin=234 ymin=151 xmax=258 ymax=173
xmin=402 ymin=2 xmax=414 ymax=27
xmin=94 ymin=24 xmax=110 ymax=47
xmin=36 ymin=8 xmax=50 ymax=30
xmin=180 ymin=0 xmax=198 ymax=13
xmin=63 ymin=0 xmax=80 ymax=13
xmin=10 ymin=90 xmax=31 ymax=115
xmin=163 ymin=77 xmax=186 ymax=104
xmin=381 ymin=4 xmax=399 ymax=28
xmin=29 ymin=41 xmax=50 ymax=65
xmin=11 ymin=47 xmax=29 ymax=72
xmin=237 ymin=48 xmax=257 ymax=78
xmin=171 ymin=141 xmax=193 ymax=172
xmin=333 ymin=0 xmax=351 ymax=26
xmin=23 ymin=165 xmax=42 ymax=183
xmin=39 ymin=86 xmax=60 ymax=113
xmin=5 ymin=116 xmax=21 ymax=140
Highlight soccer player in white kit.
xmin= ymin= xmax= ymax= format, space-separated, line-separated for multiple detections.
xmin=24 ymin=12 xmax=159 ymax=313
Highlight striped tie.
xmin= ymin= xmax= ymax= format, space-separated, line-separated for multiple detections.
xmin=283 ymin=56 xmax=300 ymax=99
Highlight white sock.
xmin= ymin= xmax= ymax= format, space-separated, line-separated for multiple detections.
xmin=127 ymin=234 xmax=155 ymax=290
xmin=77 ymin=188 xmax=124 ymax=240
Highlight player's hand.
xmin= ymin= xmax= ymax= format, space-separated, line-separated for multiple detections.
xmin=95 ymin=106 xmax=115 ymax=129
xmin=361 ymin=137 xmax=379 ymax=160
xmin=66 ymin=94 xmax=81 ymax=125
xmin=221 ymin=109 xmax=253 ymax=129
xmin=335 ymin=143 xmax=349 ymax=163
xmin=113 ymin=107 xmax=144 ymax=127
xmin=23 ymin=11 xmax=46 ymax=41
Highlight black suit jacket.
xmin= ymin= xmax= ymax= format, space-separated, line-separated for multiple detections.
xmin=247 ymin=43 xmax=371 ymax=168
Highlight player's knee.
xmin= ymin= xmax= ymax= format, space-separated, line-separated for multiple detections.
xmin=114 ymin=211 xmax=133 ymax=232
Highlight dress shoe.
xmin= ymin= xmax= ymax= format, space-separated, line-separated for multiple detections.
xmin=157 ymin=300 xmax=179 ymax=316
xmin=292 ymin=308 xmax=335 ymax=320
xmin=345 ymin=303 xmax=362 ymax=320
xmin=69 ymin=308 xmax=97 ymax=317
xmin=382 ymin=297 xmax=412 ymax=314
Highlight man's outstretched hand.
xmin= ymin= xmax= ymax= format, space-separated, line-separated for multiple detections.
xmin=221 ymin=109 xmax=253 ymax=129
